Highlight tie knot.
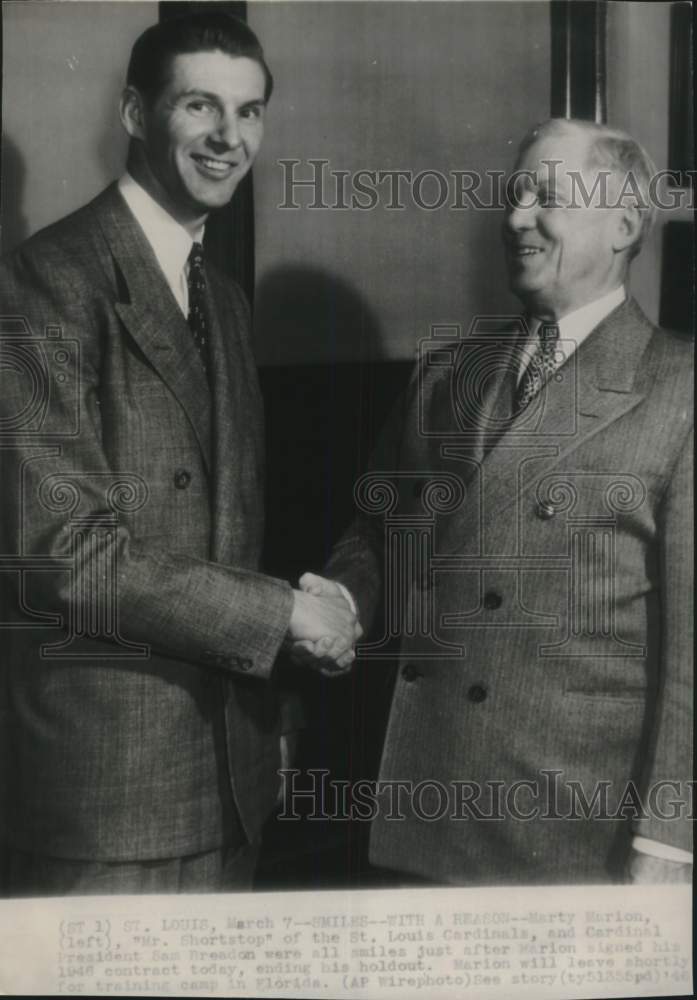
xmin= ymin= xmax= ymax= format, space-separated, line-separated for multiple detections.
xmin=538 ymin=321 xmax=560 ymax=345
xmin=514 ymin=320 xmax=562 ymax=414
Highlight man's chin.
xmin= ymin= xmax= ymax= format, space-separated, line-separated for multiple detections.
xmin=509 ymin=281 xmax=548 ymax=315
xmin=508 ymin=275 xmax=538 ymax=301
xmin=186 ymin=177 xmax=244 ymax=212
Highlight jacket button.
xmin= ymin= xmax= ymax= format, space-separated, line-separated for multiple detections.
xmin=238 ymin=657 xmax=253 ymax=672
xmin=174 ymin=468 xmax=192 ymax=489
xmin=401 ymin=663 xmax=422 ymax=682
xmin=483 ymin=591 xmax=502 ymax=610
xmin=536 ymin=501 xmax=555 ymax=520
xmin=467 ymin=684 xmax=487 ymax=703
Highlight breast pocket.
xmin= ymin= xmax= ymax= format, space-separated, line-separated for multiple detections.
xmin=562 ymin=656 xmax=651 ymax=701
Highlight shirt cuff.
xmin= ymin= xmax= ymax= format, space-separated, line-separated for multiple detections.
xmin=632 ymin=835 xmax=693 ymax=865
xmin=336 ymin=582 xmax=357 ymax=615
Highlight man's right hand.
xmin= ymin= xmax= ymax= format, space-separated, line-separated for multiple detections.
xmin=288 ymin=586 xmax=361 ymax=675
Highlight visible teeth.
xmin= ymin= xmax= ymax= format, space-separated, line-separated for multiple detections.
xmin=515 ymin=248 xmax=542 ymax=256
xmin=196 ymin=156 xmax=232 ymax=172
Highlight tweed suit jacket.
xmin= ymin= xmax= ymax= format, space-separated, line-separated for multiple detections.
xmin=327 ymin=299 xmax=693 ymax=884
xmin=0 ymin=183 xmax=294 ymax=861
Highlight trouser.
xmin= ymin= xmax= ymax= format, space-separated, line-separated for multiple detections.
xmin=0 ymin=840 xmax=260 ymax=896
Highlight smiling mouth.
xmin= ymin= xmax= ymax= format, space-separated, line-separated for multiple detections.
xmin=509 ymin=246 xmax=544 ymax=258
xmin=191 ymin=154 xmax=238 ymax=175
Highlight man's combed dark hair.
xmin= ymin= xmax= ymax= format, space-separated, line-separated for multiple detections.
xmin=127 ymin=11 xmax=273 ymax=104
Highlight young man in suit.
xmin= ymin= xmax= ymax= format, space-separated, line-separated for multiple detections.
xmin=0 ymin=12 xmax=359 ymax=895
xmin=298 ymin=119 xmax=693 ymax=885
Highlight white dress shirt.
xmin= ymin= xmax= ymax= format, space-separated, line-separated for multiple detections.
xmin=518 ymin=284 xmax=627 ymax=383
xmin=117 ymin=173 xmax=204 ymax=317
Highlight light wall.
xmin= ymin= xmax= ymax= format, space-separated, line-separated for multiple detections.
xmin=2 ymin=2 xmax=682 ymax=357
xmin=1 ymin=0 xmax=157 ymax=252
xmin=249 ymin=1 xmax=552 ymax=364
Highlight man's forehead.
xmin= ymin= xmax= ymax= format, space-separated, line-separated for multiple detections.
xmin=515 ymin=130 xmax=595 ymax=176
xmin=164 ymin=50 xmax=265 ymax=95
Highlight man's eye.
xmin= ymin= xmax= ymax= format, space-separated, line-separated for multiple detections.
xmin=240 ymin=105 xmax=263 ymax=120
xmin=188 ymin=100 xmax=215 ymax=114
xmin=509 ymin=187 xmax=537 ymax=210
xmin=538 ymin=191 xmax=564 ymax=208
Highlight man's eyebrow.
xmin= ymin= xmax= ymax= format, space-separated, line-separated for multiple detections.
xmin=175 ymin=89 xmax=266 ymax=107
xmin=176 ymin=88 xmax=221 ymax=103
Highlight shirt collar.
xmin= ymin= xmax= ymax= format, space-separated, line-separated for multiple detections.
xmin=530 ymin=285 xmax=626 ymax=349
xmin=117 ymin=173 xmax=205 ymax=290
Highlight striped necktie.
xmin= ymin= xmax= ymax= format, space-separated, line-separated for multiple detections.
xmin=514 ymin=321 xmax=561 ymax=412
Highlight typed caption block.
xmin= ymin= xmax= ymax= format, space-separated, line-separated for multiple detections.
xmin=0 ymin=884 xmax=691 ymax=998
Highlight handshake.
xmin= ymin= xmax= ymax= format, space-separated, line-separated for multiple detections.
xmin=287 ymin=572 xmax=362 ymax=676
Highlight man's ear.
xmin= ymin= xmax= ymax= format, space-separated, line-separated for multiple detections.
xmin=119 ymin=86 xmax=146 ymax=140
xmin=612 ymin=204 xmax=643 ymax=255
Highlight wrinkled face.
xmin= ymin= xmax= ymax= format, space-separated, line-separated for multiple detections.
xmin=131 ymin=50 xmax=266 ymax=227
xmin=502 ymin=130 xmax=623 ymax=318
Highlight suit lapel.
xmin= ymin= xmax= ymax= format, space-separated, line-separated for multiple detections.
xmin=90 ymin=184 xmax=213 ymax=470
xmin=470 ymin=322 xmax=526 ymax=464
xmin=428 ymin=322 xmax=524 ymax=473
xmin=439 ymin=299 xmax=654 ymax=553
xmin=205 ymin=269 xmax=262 ymax=565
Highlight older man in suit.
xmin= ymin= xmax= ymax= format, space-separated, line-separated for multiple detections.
xmin=0 ymin=11 xmax=358 ymax=896
xmin=299 ymin=119 xmax=693 ymax=885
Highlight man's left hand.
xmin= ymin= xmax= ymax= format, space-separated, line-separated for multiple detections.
xmin=289 ymin=573 xmax=361 ymax=675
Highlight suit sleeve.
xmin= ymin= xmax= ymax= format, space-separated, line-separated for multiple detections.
xmin=0 ymin=247 xmax=293 ymax=681
xmin=633 ymin=428 xmax=693 ymax=852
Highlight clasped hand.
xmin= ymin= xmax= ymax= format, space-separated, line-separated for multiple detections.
xmin=288 ymin=572 xmax=362 ymax=675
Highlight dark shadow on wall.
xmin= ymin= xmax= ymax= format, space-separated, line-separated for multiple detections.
xmin=256 ymin=348 xmax=408 ymax=888
xmin=2 ymin=96 xmax=127 ymax=252
xmin=95 ymin=113 xmax=132 ymax=196
xmin=255 ymin=264 xmax=394 ymax=583
xmin=0 ymin=134 xmax=28 ymax=253
xmin=660 ymin=220 xmax=695 ymax=336
xmin=254 ymin=264 xmax=387 ymax=365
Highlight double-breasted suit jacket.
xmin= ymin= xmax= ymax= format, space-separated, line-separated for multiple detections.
xmin=0 ymin=184 xmax=293 ymax=861
xmin=327 ymin=299 xmax=693 ymax=884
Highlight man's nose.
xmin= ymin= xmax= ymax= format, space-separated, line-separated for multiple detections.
xmin=208 ymin=113 xmax=242 ymax=150
xmin=505 ymin=198 xmax=536 ymax=232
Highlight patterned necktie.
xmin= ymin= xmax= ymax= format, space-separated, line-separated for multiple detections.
xmin=514 ymin=321 xmax=561 ymax=412
xmin=187 ymin=242 xmax=211 ymax=384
